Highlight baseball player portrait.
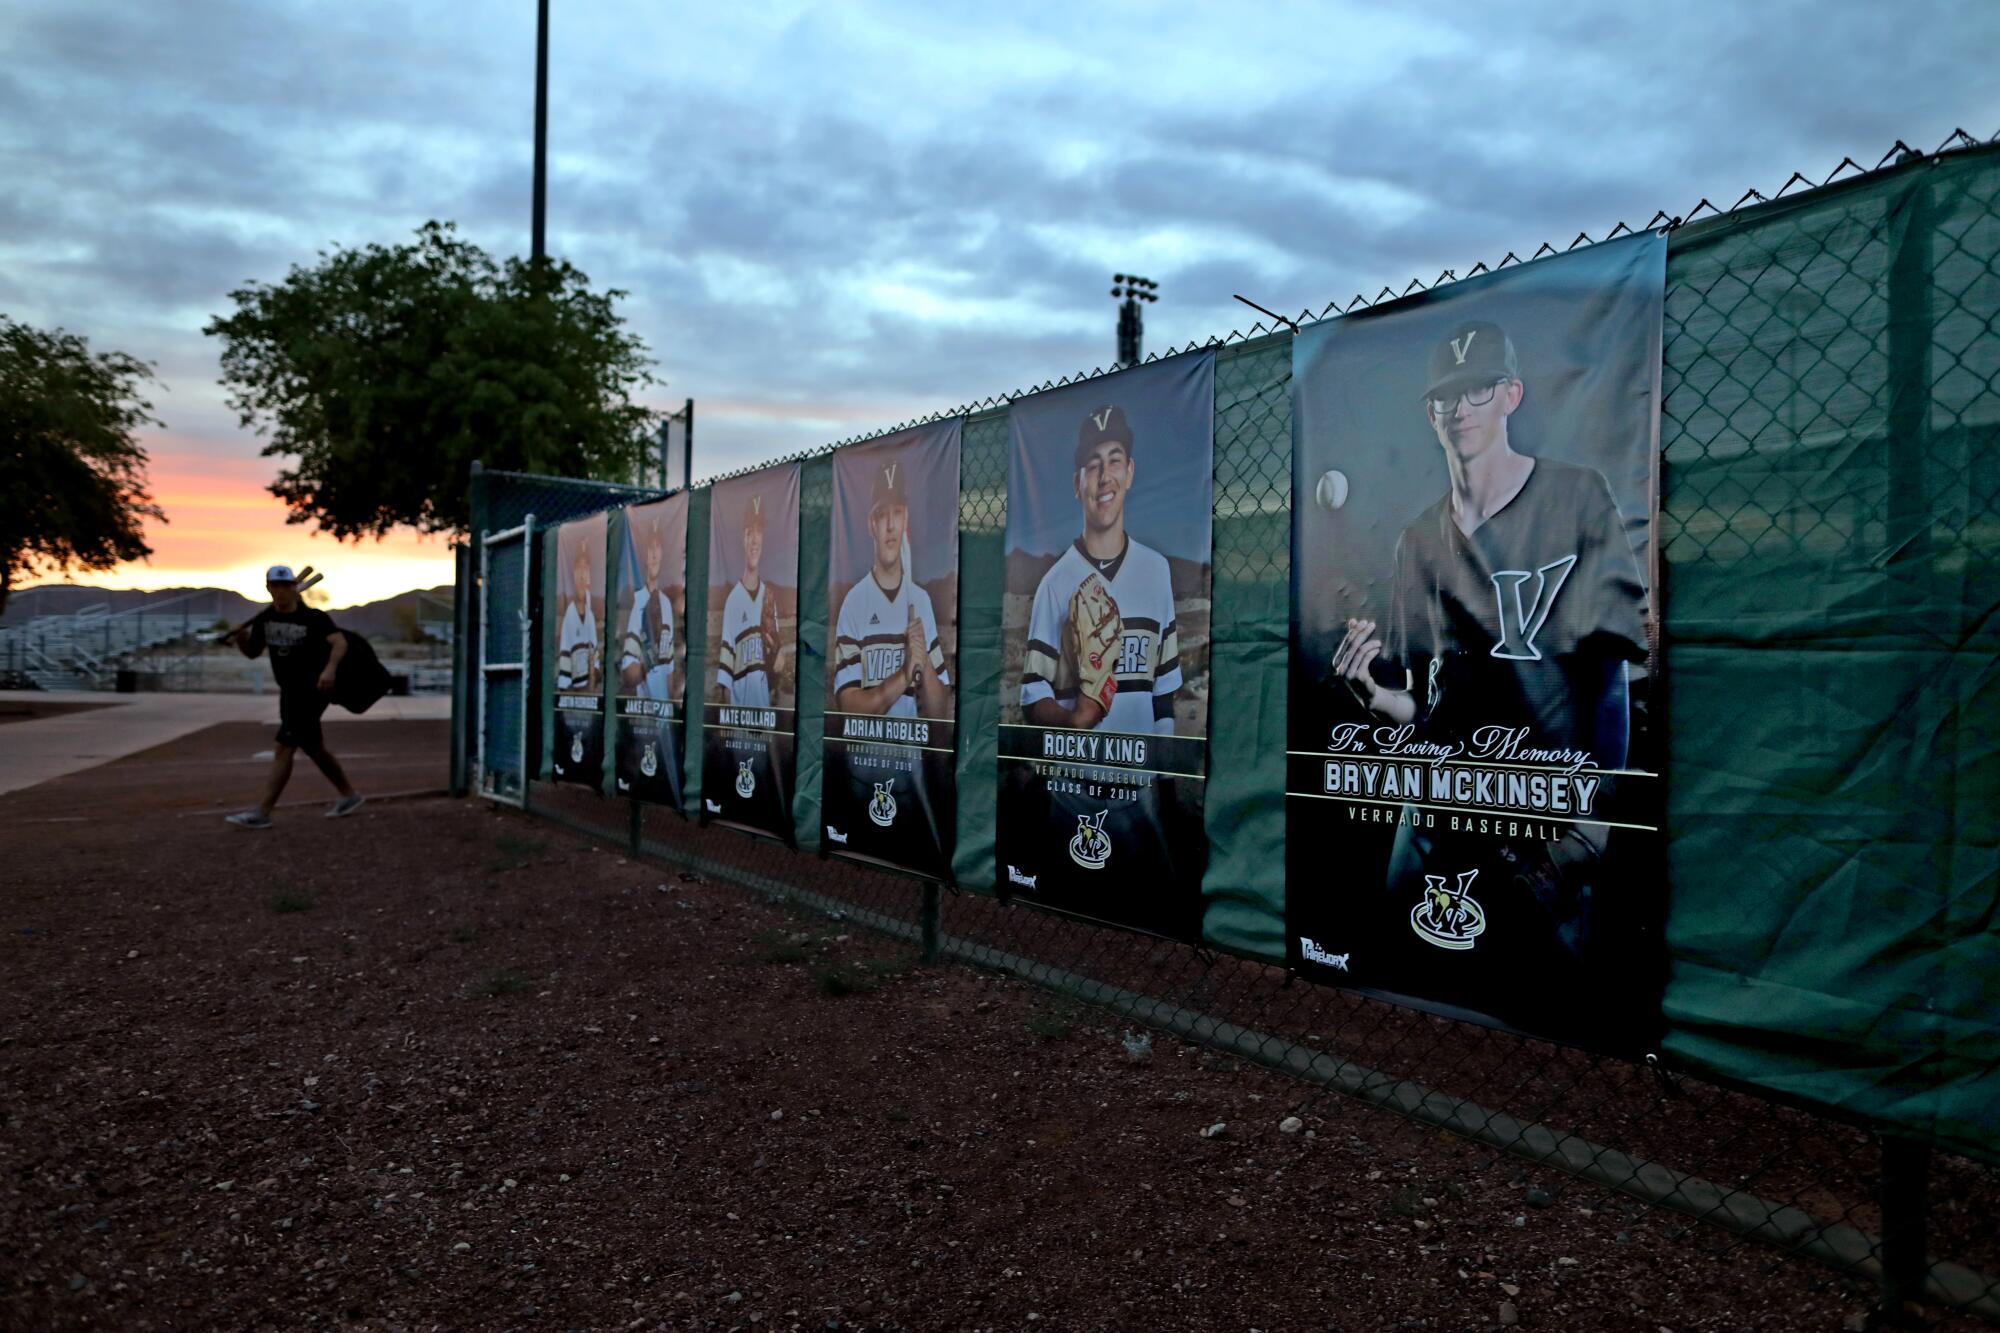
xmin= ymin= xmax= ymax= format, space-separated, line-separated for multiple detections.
xmin=997 ymin=351 xmax=1215 ymax=942
xmin=1333 ymin=320 xmax=1647 ymax=768
xmin=713 ymin=491 xmax=783 ymax=708
xmin=1332 ymin=319 xmax=1648 ymax=961
xmin=619 ymin=513 xmax=677 ymax=701
xmin=555 ymin=538 xmax=600 ymax=693
xmin=1020 ymin=405 xmax=1181 ymax=736
xmin=832 ymin=454 xmax=950 ymax=720
xmin=1285 ymin=232 xmax=1668 ymax=1045
xmin=224 ymin=564 xmax=364 ymax=828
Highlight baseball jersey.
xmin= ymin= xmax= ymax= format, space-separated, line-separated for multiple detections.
xmin=620 ymin=585 xmax=676 ymax=700
xmin=1386 ymin=457 xmax=1646 ymax=762
xmin=1022 ymin=536 xmax=1181 ymax=736
xmin=555 ymin=601 xmax=598 ymax=691
xmin=833 ymin=572 xmax=949 ymax=718
xmin=716 ymin=579 xmax=774 ymax=707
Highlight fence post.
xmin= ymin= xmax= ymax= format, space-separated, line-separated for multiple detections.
xmin=449 ymin=542 xmax=472 ymax=797
xmin=462 ymin=461 xmax=488 ymax=798
xmin=1878 ymin=1134 xmax=1931 ymax=1319
xmin=519 ymin=512 xmax=536 ymax=815
xmin=629 ymin=799 xmax=643 ymax=857
xmin=920 ymin=881 xmax=941 ymax=964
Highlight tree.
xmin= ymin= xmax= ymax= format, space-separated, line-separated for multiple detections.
xmin=205 ymin=221 xmax=659 ymax=541
xmin=0 ymin=316 xmax=164 ymax=617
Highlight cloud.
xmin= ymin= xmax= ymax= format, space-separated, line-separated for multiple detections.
xmin=5 ymin=0 xmax=1995 ymax=582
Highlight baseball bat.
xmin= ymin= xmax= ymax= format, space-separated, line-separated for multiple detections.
xmin=903 ymin=532 xmax=922 ymax=688
xmin=209 ymin=567 xmax=323 ymax=642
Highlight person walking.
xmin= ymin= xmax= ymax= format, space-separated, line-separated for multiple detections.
xmin=224 ymin=565 xmax=364 ymax=829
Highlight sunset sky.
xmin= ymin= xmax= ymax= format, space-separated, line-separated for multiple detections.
xmin=4 ymin=2 xmax=1994 ymax=608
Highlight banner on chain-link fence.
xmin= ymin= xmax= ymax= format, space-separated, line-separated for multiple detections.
xmin=612 ymin=492 xmax=689 ymax=809
xmin=823 ymin=421 xmax=962 ymax=880
xmin=997 ymin=352 xmax=1216 ymax=942
xmin=467 ymin=142 xmax=2000 ymax=1180
xmin=702 ymin=462 xmax=802 ymax=839
xmin=1288 ymin=234 xmax=1668 ymax=1049
xmin=550 ymin=510 xmax=608 ymax=787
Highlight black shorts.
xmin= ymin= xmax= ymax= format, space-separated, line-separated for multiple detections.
xmin=276 ymin=688 xmax=330 ymax=751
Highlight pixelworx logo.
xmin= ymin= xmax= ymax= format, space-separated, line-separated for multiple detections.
xmin=825 ymin=826 xmax=849 ymax=845
xmin=1006 ymin=865 xmax=1038 ymax=890
xmin=868 ymin=780 xmax=897 ymax=827
xmin=1068 ymin=810 xmax=1112 ymax=870
xmin=704 ymin=798 xmax=722 ymax=814
xmin=1299 ymin=938 xmax=1350 ymax=971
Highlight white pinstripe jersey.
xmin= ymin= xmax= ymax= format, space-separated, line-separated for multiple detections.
xmin=833 ymin=572 xmax=949 ymax=719
xmin=1021 ymin=537 xmax=1181 ymax=736
xmin=556 ymin=602 xmax=598 ymax=691
xmin=619 ymin=585 xmax=676 ymax=700
xmin=716 ymin=579 xmax=773 ymax=707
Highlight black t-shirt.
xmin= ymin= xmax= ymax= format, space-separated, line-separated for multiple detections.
xmin=1386 ymin=457 xmax=1647 ymax=763
xmin=249 ymin=606 xmax=338 ymax=691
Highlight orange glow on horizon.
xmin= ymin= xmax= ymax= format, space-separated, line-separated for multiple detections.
xmin=50 ymin=441 xmax=456 ymax=609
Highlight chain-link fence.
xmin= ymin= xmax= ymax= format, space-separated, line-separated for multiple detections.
xmin=454 ymin=135 xmax=2000 ymax=1323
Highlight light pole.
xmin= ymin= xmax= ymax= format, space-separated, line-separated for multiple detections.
xmin=1111 ymin=274 xmax=1157 ymax=367
xmin=531 ymin=0 xmax=549 ymax=263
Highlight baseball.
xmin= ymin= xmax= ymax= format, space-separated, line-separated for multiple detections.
xmin=1315 ymin=469 xmax=1349 ymax=511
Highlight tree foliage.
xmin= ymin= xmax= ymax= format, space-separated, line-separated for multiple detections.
xmin=205 ymin=222 xmax=659 ymax=540
xmin=0 ymin=315 xmax=164 ymax=616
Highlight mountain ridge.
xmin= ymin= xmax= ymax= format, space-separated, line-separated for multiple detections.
xmin=3 ymin=584 xmax=455 ymax=640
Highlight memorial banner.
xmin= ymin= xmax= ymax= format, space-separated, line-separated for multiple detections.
xmin=997 ymin=352 xmax=1214 ymax=942
xmin=613 ymin=493 xmax=689 ymax=808
xmin=701 ymin=462 xmax=801 ymax=839
xmin=550 ymin=510 xmax=608 ymax=787
xmin=1287 ymin=234 xmax=1667 ymax=1048
xmin=823 ymin=421 xmax=962 ymax=879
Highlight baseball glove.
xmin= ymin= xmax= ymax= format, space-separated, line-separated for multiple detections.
xmin=1499 ymin=829 xmax=1603 ymax=961
xmin=759 ymin=592 xmax=782 ymax=670
xmin=1064 ymin=572 xmax=1123 ymax=715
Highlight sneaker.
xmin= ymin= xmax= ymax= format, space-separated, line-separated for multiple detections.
xmin=326 ymin=793 xmax=366 ymax=819
xmin=226 ymin=810 xmax=273 ymax=830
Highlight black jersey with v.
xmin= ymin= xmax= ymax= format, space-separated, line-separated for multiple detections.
xmin=1386 ymin=457 xmax=1646 ymax=759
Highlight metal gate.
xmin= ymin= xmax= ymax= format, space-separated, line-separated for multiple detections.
xmin=476 ymin=514 xmax=535 ymax=804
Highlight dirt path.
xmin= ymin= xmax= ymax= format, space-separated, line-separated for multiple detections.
xmin=0 ymin=724 xmax=1948 ymax=1330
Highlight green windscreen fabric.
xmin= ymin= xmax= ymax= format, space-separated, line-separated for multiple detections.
xmin=792 ymin=457 xmax=833 ymax=852
xmin=683 ymin=487 xmax=712 ymax=810
xmin=1658 ymin=147 xmax=2000 ymax=1163
xmin=1200 ymin=338 xmax=1292 ymax=958
xmin=952 ymin=410 xmax=1009 ymax=890
xmin=597 ymin=509 xmax=627 ymax=797
xmin=536 ymin=530 xmax=555 ymax=782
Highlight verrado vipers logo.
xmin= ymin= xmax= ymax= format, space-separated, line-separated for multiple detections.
xmin=1487 ymin=554 xmax=1578 ymax=662
xmin=734 ymin=758 xmax=756 ymax=799
xmin=1411 ymin=870 xmax=1486 ymax=950
xmin=867 ymin=780 xmax=897 ymax=827
xmin=1068 ymin=810 xmax=1112 ymax=870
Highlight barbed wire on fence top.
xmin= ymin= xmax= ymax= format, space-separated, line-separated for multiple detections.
xmin=689 ymin=130 xmax=1998 ymax=490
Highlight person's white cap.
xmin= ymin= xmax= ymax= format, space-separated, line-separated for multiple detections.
xmin=265 ymin=564 xmax=297 ymax=583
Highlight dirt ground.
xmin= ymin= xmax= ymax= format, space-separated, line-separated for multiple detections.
xmin=0 ymin=721 xmax=1973 ymax=1331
